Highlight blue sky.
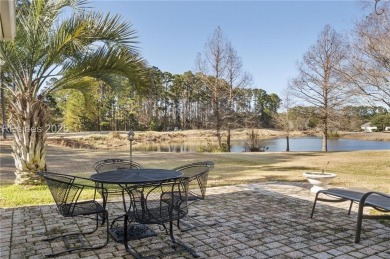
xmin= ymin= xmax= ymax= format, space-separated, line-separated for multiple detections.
xmin=89 ymin=1 xmax=372 ymax=96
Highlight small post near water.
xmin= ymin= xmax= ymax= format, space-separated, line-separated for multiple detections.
xmin=127 ymin=130 xmax=135 ymax=161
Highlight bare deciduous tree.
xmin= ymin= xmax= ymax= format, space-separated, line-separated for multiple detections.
xmin=196 ymin=26 xmax=251 ymax=150
xmin=290 ymin=25 xmax=350 ymax=152
xmin=225 ymin=42 xmax=252 ymax=151
xmin=344 ymin=5 xmax=390 ymax=108
xmin=196 ymin=27 xmax=227 ymax=147
xmin=273 ymin=88 xmax=295 ymax=151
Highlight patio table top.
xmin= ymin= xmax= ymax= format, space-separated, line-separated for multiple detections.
xmin=90 ymin=168 xmax=182 ymax=184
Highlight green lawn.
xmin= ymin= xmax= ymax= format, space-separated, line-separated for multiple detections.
xmin=1 ymin=150 xmax=389 ymax=208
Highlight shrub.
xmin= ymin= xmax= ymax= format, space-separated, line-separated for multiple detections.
xmin=87 ymin=134 xmax=106 ymax=141
xmin=243 ymin=129 xmax=268 ymax=152
xmin=100 ymin=122 xmax=110 ymax=130
xmin=108 ymin=131 xmax=123 ymax=139
xmin=198 ymin=138 xmax=226 ymax=152
xmin=327 ymin=131 xmax=340 ymax=139
xmin=371 ymin=114 xmax=390 ymax=131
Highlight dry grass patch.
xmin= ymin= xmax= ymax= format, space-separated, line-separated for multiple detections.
xmin=201 ymin=151 xmax=390 ymax=192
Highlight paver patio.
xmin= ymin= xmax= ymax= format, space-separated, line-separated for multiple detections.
xmin=0 ymin=182 xmax=389 ymax=259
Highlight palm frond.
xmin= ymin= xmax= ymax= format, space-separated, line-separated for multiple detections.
xmin=35 ymin=9 xmax=140 ymax=92
xmin=58 ymin=77 xmax=100 ymax=109
xmin=2 ymin=0 xmax=142 ymax=98
xmin=45 ymin=45 xmax=145 ymax=97
xmin=78 ymin=11 xmax=139 ymax=46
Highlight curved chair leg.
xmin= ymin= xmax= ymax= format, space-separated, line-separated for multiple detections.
xmin=310 ymin=192 xmax=320 ymax=218
xmin=177 ymin=214 xmax=218 ymax=232
xmin=169 ymin=221 xmax=199 ymax=258
xmin=45 ymin=211 xmax=110 ymax=257
xmin=123 ymin=214 xmax=143 ymax=259
xmin=347 ymin=200 xmax=354 ymax=215
xmin=45 ymin=214 xmax=101 ymax=241
xmin=355 ymin=202 xmax=365 ymax=243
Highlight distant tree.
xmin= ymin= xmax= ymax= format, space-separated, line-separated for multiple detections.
xmin=252 ymin=89 xmax=268 ymax=126
xmin=251 ymin=89 xmax=281 ymax=128
xmin=172 ymin=71 xmax=203 ymax=130
xmin=63 ymin=90 xmax=99 ymax=131
xmin=44 ymin=95 xmax=63 ymax=129
xmin=286 ymin=106 xmax=318 ymax=131
xmin=160 ymin=72 xmax=175 ymax=130
xmin=64 ymin=91 xmax=85 ymax=132
xmin=265 ymin=93 xmax=282 ymax=127
xmin=225 ymin=42 xmax=252 ymax=151
xmin=273 ymin=89 xmax=295 ymax=151
xmin=338 ymin=105 xmax=388 ymax=131
xmin=196 ymin=27 xmax=232 ymax=149
xmin=371 ymin=113 xmax=390 ymax=131
xmin=290 ymin=25 xmax=350 ymax=151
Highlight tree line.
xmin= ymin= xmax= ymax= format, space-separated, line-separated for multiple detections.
xmin=47 ymin=69 xmax=281 ymax=132
xmin=46 ymin=69 xmax=388 ymax=134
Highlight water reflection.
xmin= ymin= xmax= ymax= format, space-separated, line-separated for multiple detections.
xmin=134 ymin=142 xmax=198 ymax=153
xmin=134 ymin=137 xmax=390 ymax=153
xmin=260 ymin=137 xmax=390 ymax=152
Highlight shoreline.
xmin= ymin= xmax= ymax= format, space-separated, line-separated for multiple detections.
xmin=338 ymin=131 xmax=390 ymax=142
xmin=1 ymin=131 xmax=389 ymax=189
xmin=1 ymin=129 xmax=389 ymax=144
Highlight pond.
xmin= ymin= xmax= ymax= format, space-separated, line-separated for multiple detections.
xmin=133 ymin=137 xmax=390 ymax=153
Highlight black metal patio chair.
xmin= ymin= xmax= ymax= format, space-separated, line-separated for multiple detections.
xmin=173 ymin=161 xmax=214 ymax=202
xmin=93 ymin=159 xmax=143 ymax=195
xmin=93 ymin=159 xmax=144 ymax=223
xmin=123 ymin=178 xmax=199 ymax=258
xmin=171 ymin=161 xmax=214 ymax=230
xmin=93 ymin=158 xmax=143 ymax=174
xmin=310 ymin=188 xmax=390 ymax=243
xmin=38 ymin=172 xmax=109 ymax=257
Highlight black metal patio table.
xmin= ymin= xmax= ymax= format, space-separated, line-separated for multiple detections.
xmin=90 ymin=168 xmax=182 ymax=242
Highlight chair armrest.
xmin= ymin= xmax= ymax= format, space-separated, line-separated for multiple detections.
xmin=360 ymin=191 xmax=390 ymax=201
xmin=73 ymin=175 xmax=98 ymax=185
xmin=360 ymin=191 xmax=390 ymax=210
xmin=73 ymin=181 xmax=108 ymax=201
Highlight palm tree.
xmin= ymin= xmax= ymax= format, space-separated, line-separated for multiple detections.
xmin=0 ymin=0 xmax=145 ymax=185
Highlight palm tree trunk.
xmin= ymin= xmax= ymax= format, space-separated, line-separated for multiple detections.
xmin=10 ymin=96 xmax=47 ymax=185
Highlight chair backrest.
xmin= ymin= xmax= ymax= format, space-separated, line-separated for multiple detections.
xmin=173 ymin=161 xmax=214 ymax=200
xmin=125 ymin=178 xmax=189 ymax=224
xmin=38 ymin=172 xmax=84 ymax=216
xmin=93 ymin=159 xmax=143 ymax=173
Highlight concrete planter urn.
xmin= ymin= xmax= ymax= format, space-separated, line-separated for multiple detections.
xmin=303 ymin=172 xmax=337 ymax=193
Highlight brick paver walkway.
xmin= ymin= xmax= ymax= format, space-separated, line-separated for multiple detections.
xmin=1 ymin=182 xmax=389 ymax=258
